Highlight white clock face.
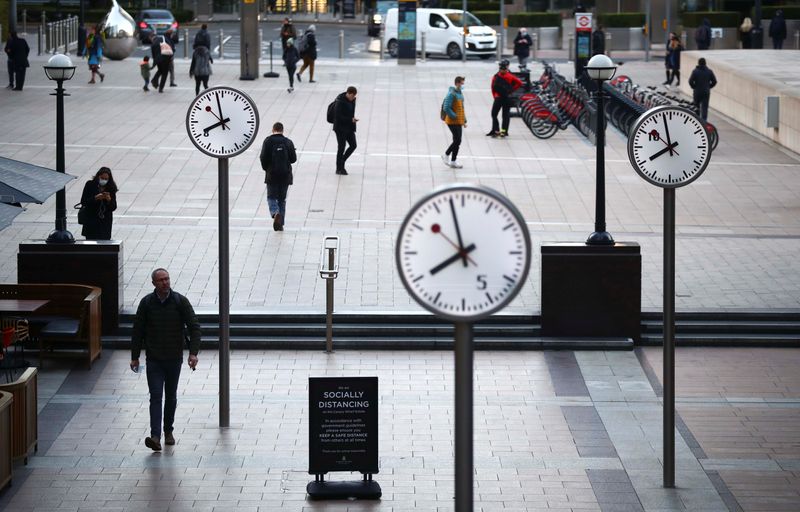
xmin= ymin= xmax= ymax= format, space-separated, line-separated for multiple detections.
xmin=186 ymin=87 xmax=259 ymax=158
xmin=396 ymin=185 xmax=531 ymax=321
xmin=628 ymin=106 xmax=711 ymax=188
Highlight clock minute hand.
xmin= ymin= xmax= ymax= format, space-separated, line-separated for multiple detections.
xmin=648 ymin=141 xmax=679 ymax=161
xmin=215 ymin=92 xmax=227 ymax=130
xmin=662 ymin=113 xmax=676 ymax=156
xmin=430 ymin=243 xmax=477 ymax=276
xmin=203 ymin=118 xmax=231 ymax=136
xmin=449 ymin=198 xmax=468 ymax=267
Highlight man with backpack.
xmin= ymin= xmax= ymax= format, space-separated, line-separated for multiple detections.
xmin=130 ymin=268 xmax=201 ymax=452
xmin=487 ymin=59 xmax=522 ymax=138
xmin=331 ymin=86 xmax=359 ymax=175
xmin=260 ymin=122 xmax=298 ymax=231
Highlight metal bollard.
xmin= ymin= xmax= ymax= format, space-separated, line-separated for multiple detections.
xmin=338 ymin=30 xmax=344 ymax=59
xmin=532 ymin=31 xmax=538 ymax=60
xmin=184 ymin=28 xmax=189 ymax=58
xmin=37 ymin=26 xmax=43 ymax=55
xmin=219 ymin=28 xmax=224 ymax=59
xmin=680 ymin=31 xmax=687 ymax=49
xmin=795 ymin=30 xmax=799 ymax=50
xmin=379 ymin=24 xmax=384 ymax=61
xmin=63 ymin=21 xmax=69 ymax=54
xmin=318 ymin=237 xmax=340 ymax=354
xmin=606 ymin=31 xmax=612 ymax=57
xmin=421 ymin=31 xmax=426 ymax=62
xmin=258 ymin=28 xmax=263 ymax=58
xmin=22 ymin=10 xmax=27 ymax=34
xmin=568 ymin=33 xmax=574 ymax=60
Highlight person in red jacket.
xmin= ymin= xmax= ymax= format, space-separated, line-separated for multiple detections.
xmin=487 ymin=59 xmax=523 ymax=137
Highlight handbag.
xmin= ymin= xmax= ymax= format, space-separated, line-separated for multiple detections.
xmin=74 ymin=202 xmax=88 ymax=225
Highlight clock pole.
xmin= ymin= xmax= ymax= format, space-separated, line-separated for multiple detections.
xmin=663 ymin=188 xmax=675 ymax=488
xmin=454 ymin=321 xmax=474 ymax=512
xmin=219 ymin=157 xmax=231 ymax=428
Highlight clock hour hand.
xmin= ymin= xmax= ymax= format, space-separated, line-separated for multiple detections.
xmin=203 ymin=118 xmax=231 ymax=136
xmin=648 ymin=141 xmax=679 ymax=161
xmin=449 ymin=198 xmax=468 ymax=267
xmin=430 ymin=243 xmax=476 ymax=276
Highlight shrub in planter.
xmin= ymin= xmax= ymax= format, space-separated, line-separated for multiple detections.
xmin=472 ymin=10 xmax=500 ymax=25
xmin=597 ymin=12 xmax=646 ymax=28
xmin=508 ymin=12 xmax=560 ymax=28
xmin=681 ymin=11 xmax=741 ymax=27
xmin=757 ymin=6 xmax=800 ymax=19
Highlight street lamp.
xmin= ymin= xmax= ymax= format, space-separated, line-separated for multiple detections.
xmin=43 ymin=53 xmax=76 ymax=244
xmin=585 ymin=53 xmax=617 ymax=246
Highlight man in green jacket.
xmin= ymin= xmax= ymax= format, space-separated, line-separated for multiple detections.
xmin=131 ymin=268 xmax=201 ymax=451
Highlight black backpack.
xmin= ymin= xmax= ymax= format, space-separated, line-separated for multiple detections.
xmin=493 ymin=73 xmax=513 ymax=98
xmin=271 ymin=140 xmax=291 ymax=177
xmin=326 ymin=99 xmax=337 ymax=124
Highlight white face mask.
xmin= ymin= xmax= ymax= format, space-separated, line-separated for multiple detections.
xmin=98 ymin=179 xmax=108 ymax=186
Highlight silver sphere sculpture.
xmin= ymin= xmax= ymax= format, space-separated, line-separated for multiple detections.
xmin=99 ymin=0 xmax=137 ymax=60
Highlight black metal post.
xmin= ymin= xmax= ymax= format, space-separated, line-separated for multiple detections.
xmin=263 ymin=40 xmax=279 ymax=77
xmin=219 ymin=157 xmax=230 ymax=428
xmin=454 ymin=322 xmax=474 ymax=512
xmin=663 ymin=187 xmax=675 ymax=488
xmin=586 ymin=81 xmax=613 ymax=245
xmin=46 ymin=79 xmax=74 ymax=244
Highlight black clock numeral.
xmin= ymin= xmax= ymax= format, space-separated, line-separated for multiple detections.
xmin=476 ymin=275 xmax=487 ymax=290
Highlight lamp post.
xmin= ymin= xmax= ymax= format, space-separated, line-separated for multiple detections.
xmin=585 ymin=53 xmax=617 ymax=246
xmin=43 ymin=53 xmax=76 ymax=244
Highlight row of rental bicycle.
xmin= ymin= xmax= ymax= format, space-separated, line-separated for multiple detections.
xmin=510 ymin=63 xmax=719 ymax=151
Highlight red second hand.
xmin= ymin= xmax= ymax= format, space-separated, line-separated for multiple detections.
xmin=431 ymin=224 xmax=477 ymax=266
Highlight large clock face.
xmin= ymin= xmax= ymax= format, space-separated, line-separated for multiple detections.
xmin=396 ymin=185 xmax=531 ymax=322
xmin=186 ymin=86 xmax=259 ymax=158
xmin=628 ymin=106 xmax=711 ymax=188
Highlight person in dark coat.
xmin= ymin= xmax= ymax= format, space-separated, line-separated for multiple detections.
xmin=80 ymin=166 xmax=118 ymax=240
xmin=150 ymin=34 xmax=173 ymax=92
xmin=189 ymin=45 xmax=213 ymax=95
xmin=165 ymin=29 xmax=178 ymax=86
xmin=280 ymin=18 xmax=297 ymax=51
xmin=77 ymin=23 xmax=87 ymax=57
xmin=513 ymin=28 xmax=533 ymax=70
xmin=296 ymin=25 xmax=317 ymax=83
xmin=282 ymin=38 xmax=300 ymax=92
xmin=193 ymin=23 xmax=211 ymax=49
xmin=740 ymin=17 xmax=753 ymax=49
xmin=487 ymin=59 xmax=522 ymax=138
xmin=6 ymin=32 xmax=29 ymax=91
xmin=259 ymin=122 xmax=298 ymax=231
xmin=695 ymin=18 xmax=711 ymax=50
xmin=333 ymin=86 xmax=358 ymax=175
xmin=86 ymin=26 xmax=105 ymax=84
xmin=591 ymin=24 xmax=605 ymax=56
xmin=663 ymin=32 xmax=682 ymax=86
xmin=689 ymin=57 xmax=717 ymax=122
xmin=769 ymin=9 xmax=787 ymax=50
xmin=4 ymin=33 xmax=15 ymax=89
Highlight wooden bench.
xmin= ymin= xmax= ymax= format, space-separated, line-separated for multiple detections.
xmin=0 ymin=368 xmax=37 ymax=464
xmin=0 ymin=284 xmax=102 ymax=369
xmin=0 ymin=391 xmax=12 ymax=491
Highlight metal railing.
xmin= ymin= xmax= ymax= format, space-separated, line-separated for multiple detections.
xmin=42 ymin=16 xmax=78 ymax=55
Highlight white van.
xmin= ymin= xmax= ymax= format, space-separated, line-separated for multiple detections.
xmin=383 ymin=8 xmax=497 ymax=59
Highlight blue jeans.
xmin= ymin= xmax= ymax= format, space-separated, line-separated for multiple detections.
xmin=146 ymin=358 xmax=182 ymax=438
xmin=267 ymin=182 xmax=289 ymax=225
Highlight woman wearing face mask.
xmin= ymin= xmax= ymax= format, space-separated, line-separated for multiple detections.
xmin=513 ymin=28 xmax=533 ymax=71
xmin=80 ymin=166 xmax=118 ymax=240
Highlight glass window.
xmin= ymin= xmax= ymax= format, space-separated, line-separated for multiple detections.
xmin=143 ymin=10 xmax=174 ymax=19
xmin=445 ymin=12 xmax=484 ymax=27
xmin=429 ymin=13 xmax=448 ymax=29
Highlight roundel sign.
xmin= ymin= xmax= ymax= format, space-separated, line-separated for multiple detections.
xmin=576 ymin=13 xmax=592 ymax=32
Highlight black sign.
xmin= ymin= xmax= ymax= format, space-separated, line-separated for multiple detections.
xmin=397 ymin=0 xmax=416 ymax=61
xmin=309 ymin=377 xmax=379 ymax=474
xmin=343 ymin=0 xmax=356 ymax=18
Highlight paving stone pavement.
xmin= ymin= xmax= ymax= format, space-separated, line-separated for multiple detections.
xmin=1 ymin=53 xmax=799 ymax=313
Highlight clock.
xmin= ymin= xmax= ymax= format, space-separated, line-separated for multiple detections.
xmin=396 ymin=185 xmax=532 ymax=322
xmin=186 ymin=86 xmax=260 ymax=158
xmin=627 ymin=105 xmax=711 ymax=188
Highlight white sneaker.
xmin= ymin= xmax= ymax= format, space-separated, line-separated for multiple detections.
xmin=441 ymin=154 xmax=452 ymax=167
xmin=450 ymin=160 xmax=463 ymax=169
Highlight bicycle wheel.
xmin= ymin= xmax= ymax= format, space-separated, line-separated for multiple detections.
xmin=706 ymin=122 xmax=719 ymax=151
xmin=531 ymin=121 xmax=559 ymax=139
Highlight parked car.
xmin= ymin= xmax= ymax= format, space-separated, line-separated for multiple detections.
xmin=383 ymin=8 xmax=496 ymax=59
xmin=135 ymin=9 xmax=178 ymax=44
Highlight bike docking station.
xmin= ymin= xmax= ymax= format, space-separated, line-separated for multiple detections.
xmin=307 ymin=376 xmax=381 ymax=500
xmin=396 ymin=184 xmax=532 ymax=511
xmin=541 ymin=55 xmax=642 ymax=344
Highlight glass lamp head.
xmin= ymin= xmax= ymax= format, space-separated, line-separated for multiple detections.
xmin=586 ymin=54 xmax=616 ymax=81
xmin=44 ymin=54 xmax=76 ymax=81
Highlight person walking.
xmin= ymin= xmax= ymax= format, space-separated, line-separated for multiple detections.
xmin=77 ymin=22 xmax=87 ymax=57
xmin=280 ymin=18 xmax=297 ymax=51
xmin=79 ymin=166 xmax=118 ymax=240
xmin=740 ymin=17 xmax=753 ymax=49
xmin=487 ymin=59 xmax=522 ymax=138
xmin=441 ymin=76 xmax=466 ymax=169
xmin=282 ymin=38 xmax=300 ymax=93
xmin=165 ymin=29 xmax=178 ymax=87
xmin=6 ymin=32 xmax=29 ymax=91
xmin=193 ymin=23 xmax=211 ymax=50
xmin=769 ymin=9 xmax=787 ymax=50
xmin=513 ymin=28 xmax=533 ymax=71
xmin=87 ymin=26 xmax=105 ymax=84
xmin=591 ymin=24 xmax=605 ymax=56
xmin=333 ymin=86 xmax=358 ymax=175
xmin=694 ymin=18 xmax=711 ymax=50
xmin=131 ymin=268 xmax=201 ymax=452
xmin=189 ymin=45 xmax=213 ymax=95
xmin=140 ymin=55 xmax=153 ymax=91
xmin=663 ymin=32 xmax=682 ymax=86
xmin=150 ymin=34 xmax=174 ymax=93
xmin=296 ymin=25 xmax=317 ymax=83
xmin=4 ymin=33 xmax=15 ymax=89
xmin=259 ymin=122 xmax=298 ymax=231
xmin=689 ymin=57 xmax=717 ymax=122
